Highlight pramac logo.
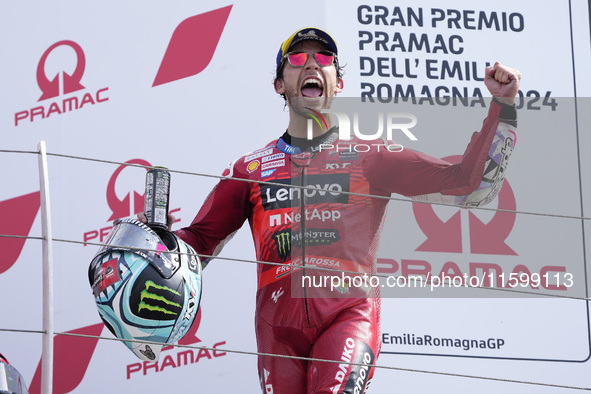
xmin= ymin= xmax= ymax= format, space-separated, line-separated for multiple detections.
xmin=412 ymin=155 xmax=517 ymax=256
xmin=107 ymin=159 xmax=151 ymax=221
xmin=83 ymin=158 xmax=182 ymax=246
xmin=15 ymin=40 xmax=109 ymax=126
xmin=36 ymin=40 xmax=86 ymax=101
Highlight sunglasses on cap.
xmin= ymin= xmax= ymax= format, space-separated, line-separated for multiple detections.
xmin=283 ymin=51 xmax=337 ymax=67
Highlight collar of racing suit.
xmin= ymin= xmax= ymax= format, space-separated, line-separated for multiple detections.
xmin=277 ymin=127 xmax=339 ymax=154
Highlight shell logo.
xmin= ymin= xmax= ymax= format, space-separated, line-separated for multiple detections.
xmin=247 ymin=160 xmax=260 ymax=173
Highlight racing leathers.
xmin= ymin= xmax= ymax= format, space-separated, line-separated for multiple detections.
xmin=175 ymin=99 xmax=517 ymax=393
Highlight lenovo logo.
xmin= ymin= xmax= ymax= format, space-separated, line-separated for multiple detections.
xmin=260 ymin=174 xmax=350 ymax=210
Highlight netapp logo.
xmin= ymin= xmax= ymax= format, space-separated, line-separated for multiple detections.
xmin=260 ymin=174 xmax=350 ymax=210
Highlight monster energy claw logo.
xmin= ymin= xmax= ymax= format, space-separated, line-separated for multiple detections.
xmin=274 ymin=231 xmax=291 ymax=261
xmin=137 ymin=280 xmax=182 ymax=318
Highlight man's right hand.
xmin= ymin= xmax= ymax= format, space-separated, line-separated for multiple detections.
xmin=137 ymin=212 xmax=176 ymax=230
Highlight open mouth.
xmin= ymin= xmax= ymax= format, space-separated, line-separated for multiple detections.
xmin=301 ymin=78 xmax=323 ymax=98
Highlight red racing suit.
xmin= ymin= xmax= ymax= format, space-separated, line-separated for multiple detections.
xmin=175 ymin=99 xmax=517 ymax=393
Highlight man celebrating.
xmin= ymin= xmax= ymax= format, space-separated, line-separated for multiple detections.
xmin=148 ymin=27 xmax=520 ymax=393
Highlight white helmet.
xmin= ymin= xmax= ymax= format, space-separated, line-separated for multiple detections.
xmin=88 ymin=219 xmax=202 ymax=361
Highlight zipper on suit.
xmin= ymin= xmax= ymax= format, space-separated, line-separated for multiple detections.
xmin=300 ymin=166 xmax=311 ymax=326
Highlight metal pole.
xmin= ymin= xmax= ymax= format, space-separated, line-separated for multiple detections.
xmin=38 ymin=141 xmax=54 ymax=394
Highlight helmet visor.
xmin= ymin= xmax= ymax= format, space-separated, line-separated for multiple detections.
xmin=92 ymin=219 xmax=180 ymax=279
xmin=0 ymin=362 xmax=29 ymax=394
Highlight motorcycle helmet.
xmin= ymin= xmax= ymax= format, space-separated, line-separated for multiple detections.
xmin=0 ymin=353 xmax=29 ymax=394
xmin=88 ymin=218 xmax=202 ymax=361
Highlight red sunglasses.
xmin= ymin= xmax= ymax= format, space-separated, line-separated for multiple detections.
xmin=283 ymin=51 xmax=337 ymax=67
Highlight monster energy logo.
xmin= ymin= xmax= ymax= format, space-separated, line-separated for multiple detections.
xmin=274 ymin=231 xmax=291 ymax=261
xmin=137 ymin=280 xmax=181 ymax=317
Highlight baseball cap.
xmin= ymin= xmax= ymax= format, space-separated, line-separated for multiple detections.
xmin=276 ymin=27 xmax=338 ymax=72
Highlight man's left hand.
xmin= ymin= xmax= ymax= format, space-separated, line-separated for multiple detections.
xmin=485 ymin=62 xmax=522 ymax=105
